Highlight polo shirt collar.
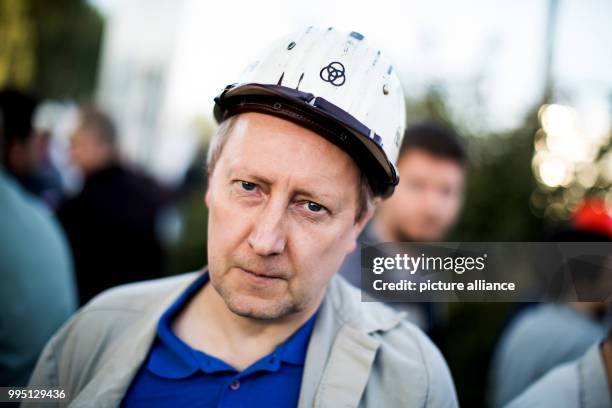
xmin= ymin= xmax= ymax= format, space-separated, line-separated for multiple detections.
xmin=147 ymin=272 xmax=317 ymax=379
xmin=276 ymin=313 xmax=316 ymax=365
xmin=148 ymin=272 xmax=209 ymax=379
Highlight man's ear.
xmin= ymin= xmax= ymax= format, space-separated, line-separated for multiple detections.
xmin=204 ymin=179 xmax=212 ymax=208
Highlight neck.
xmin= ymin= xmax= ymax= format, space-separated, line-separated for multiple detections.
xmin=173 ymin=279 xmax=321 ymax=371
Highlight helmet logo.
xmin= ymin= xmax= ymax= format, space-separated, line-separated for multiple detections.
xmin=319 ymin=61 xmax=346 ymax=86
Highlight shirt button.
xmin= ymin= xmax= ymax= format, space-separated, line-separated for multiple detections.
xmin=229 ymin=380 xmax=240 ymax=390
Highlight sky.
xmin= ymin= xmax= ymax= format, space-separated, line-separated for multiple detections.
xmin=90 ymin=0 xmax=612 ymax=132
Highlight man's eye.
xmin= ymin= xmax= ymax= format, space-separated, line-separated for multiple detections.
xmin=306 ymin=202 xmax=323 ymax=213
xmin=239 ymin=181 xmax=257 ymax=191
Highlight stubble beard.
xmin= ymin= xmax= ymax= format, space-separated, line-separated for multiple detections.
xmin=211 ymin=276 xmax=304 ymax=320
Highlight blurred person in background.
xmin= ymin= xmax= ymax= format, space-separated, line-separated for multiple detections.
xmin=0 ymin=89 xmax=64 ymax=208
xmin=489 ymin=222 xmax=611 ymax=407
xmin=32 ymin=128 xmax=66 ymax=209
xmin=369 ymin=123 xmax=468 ymax=243
xmin=57 ymin=107 xmax=171 ymax=305
xmin=0 ymin=89 xmax=77 ymax=386
xmin=339 ymin=122 xmax=468 ymax=287
xmin=27 ymin=28 xmax=457 ymax=407
xmin=338 ymin=122 xmax=468 ymax=330
xmin=507 ymin=306 xmax=612 ymax=407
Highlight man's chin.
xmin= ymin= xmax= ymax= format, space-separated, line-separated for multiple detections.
xmin=211 ymin=274 xmax=302 ymax=320
xmin=223 ymin=294 xmax=296 ymax=321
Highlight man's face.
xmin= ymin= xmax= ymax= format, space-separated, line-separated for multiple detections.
xmin=381 ymin=148 xmax=465 ymax=241
xmin=6 ymin=134 xmax=40 ymax=176
xmin=70 ymin=127 xmax=113 ymax=176
xmin=205 ymin=112 xmax=369 ymax=320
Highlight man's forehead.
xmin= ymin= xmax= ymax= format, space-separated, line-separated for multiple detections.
xmin=227 ymin=114 xmax=352 ymax=165
xmin=220 ymin=113 xmax=360 ymax=196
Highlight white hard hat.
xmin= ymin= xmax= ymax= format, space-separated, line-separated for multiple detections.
xmin=214 ymin=26 xmax=406 ymax=197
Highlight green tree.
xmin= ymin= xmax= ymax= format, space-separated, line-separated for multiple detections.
xmin=0 ymin=0 xmax=104 ymax=101
xmin=0 ymin=0 xmax=35 ymax=89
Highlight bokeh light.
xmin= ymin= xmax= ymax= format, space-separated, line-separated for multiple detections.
xmin=533 ymin=103 xmax=611 ymax=219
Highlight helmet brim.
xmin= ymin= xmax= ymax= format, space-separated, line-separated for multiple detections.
xmin=214 ymin=83 xmax=398 ymax=198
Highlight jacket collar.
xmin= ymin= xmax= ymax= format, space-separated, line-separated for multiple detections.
xmin=326 ymin=271 xmax=405 ymax=333
xmin=298 ymin=274 xmax=404 ymax=408
xmin=69 ymin=271 xmax=201 ymax=407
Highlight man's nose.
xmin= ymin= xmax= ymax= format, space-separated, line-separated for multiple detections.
xmin=247 ymin=199 xmax=287 ymax=256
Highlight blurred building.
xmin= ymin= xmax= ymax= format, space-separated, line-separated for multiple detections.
xmin=96 ymin=0 xmax=198 ymax=184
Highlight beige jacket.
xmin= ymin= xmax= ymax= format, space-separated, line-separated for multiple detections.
xmin=26 ymin=271 xmax=458 ymax=407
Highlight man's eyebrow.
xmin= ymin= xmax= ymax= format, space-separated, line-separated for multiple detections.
xmin=228 ymin=165 xmax=273 ymax=185
xmin=249 ymin=174 xmax=275 ymax=186
xmin=228 ymin=164 xmax=344 ymax=204
xmin=293 ymin=187 xmax=340 ymax=205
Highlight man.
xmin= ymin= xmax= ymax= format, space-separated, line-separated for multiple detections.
xmin=57 ymin=108 xmax=170 ymax=304
xmin=372 ymin=123 xmax=467 ymax=242
xmin=27 ymin=27 xmax=457 ymax=407
xmin=338 ymin=123 xmax=467 ymax=331
xmin=489 ymin=227 xmax=610 ymax=407
xmin=0 ymin=89 xmax=64 ymax=206
xmin=0 ymin=89 xmax=77 ymax=386
xmin=339 ymin=122 xmax=468 ymax=288
xmin=491 ymin=302 xmax=606 ymax=407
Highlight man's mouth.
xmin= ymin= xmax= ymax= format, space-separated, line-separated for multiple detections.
xmin=237 ymin=267 xmax=285 ymax=283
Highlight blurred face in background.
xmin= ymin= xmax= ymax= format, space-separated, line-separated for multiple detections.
xmin=5 ymin=132 xmax=42 ymax=176
xmin=205 ymin=112 xmax=369 ymax=321
xmin=70 ymin=126 xmax=115 ymax=176
xmin=380 ymin=148 xmax=465 ymax=241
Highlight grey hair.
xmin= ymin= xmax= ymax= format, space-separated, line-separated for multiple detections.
xmin=206 ymin=114 xmax=374 ymax=223
xmin=206 ymin=115 xmax=239 ymax=177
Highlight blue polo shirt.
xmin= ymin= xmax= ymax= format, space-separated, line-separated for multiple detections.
xmin=121 ymin=273 xmax=318 ymax=407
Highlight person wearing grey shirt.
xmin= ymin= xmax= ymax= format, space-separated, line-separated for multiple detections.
xmin=338 ymin=123 xmax=467 ymax=331
xmin=489 ymin=303 xmax=605 ymax=406
xmin=339 ymin=123 xmax=468 ymax=289
xmin=506 ymin=330 xmax=612 ymax=408
xmin=490 ymin=227 xmax=611 ymax=406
